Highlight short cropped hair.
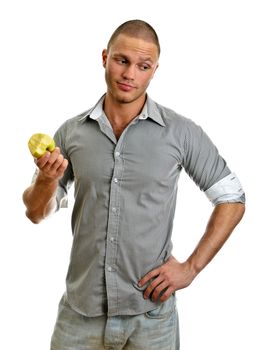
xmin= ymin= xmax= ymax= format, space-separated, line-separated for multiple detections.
xmin=107 ymin=19 xmax=160 ymax=56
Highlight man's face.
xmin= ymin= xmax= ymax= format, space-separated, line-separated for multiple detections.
xmin=102 ymin=34 xmax=159 ymax=104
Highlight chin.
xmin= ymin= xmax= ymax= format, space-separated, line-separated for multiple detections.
xmin=118 ymin=90 xmax=145 ymax=104
xmin=112 ymin=91 xmax=134 ymax=104
xmin=117 ymin=96 xmax=134 ymax=104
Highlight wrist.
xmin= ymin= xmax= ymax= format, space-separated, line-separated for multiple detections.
xmin=184 ymin=258 xmax=200 ymax=281
xmin=36 ymin=171 xmax=59 ymax=186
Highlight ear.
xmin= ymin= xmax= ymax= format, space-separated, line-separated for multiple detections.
xmin=151 ymin=62 xmax=159 ymax=78
xmin=102 ymin=49 xmax=108 ymax=68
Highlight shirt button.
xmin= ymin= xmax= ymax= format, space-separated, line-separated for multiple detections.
xmin=107 ymin=266 xmax=113 ymax=272
xmin=110 ymin=237 xmax=115 ymax=242
xmin=114 ymin=178 xmax=118 ymax=183
xmin=112 ymin=207 xmax=117 ymax=213
xmin=115 ymin=151 xmax=120 ymax=157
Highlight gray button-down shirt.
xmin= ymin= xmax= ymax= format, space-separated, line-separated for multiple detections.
xmin=53 ymin=94 xmax=244 ymax=317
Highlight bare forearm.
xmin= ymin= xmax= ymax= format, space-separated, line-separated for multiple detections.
xmin=23 ymin=172 xmax=58 ymax=223
xmin=23 ymin=147 xmax=68 ymax=224
xmin=187 ymin=202 xmax=245 ymax=277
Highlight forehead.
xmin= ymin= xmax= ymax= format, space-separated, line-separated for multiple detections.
xmin=109 ymin=34 xmax=159 ymax=60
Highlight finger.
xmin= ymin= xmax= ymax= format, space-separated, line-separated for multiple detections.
xmin=40 ymin=151 xmax=62 ymax=173
xmin=56 ymin=159 xmax=69 ymax=177
xmin=49 ymin=154 xmax=65 ymax=172
xmin=150 ymin=281 xmax=170 ymax=302
xmin=36 ymin=149 xmax=59 ymax=170
xmin=138 ymin=268 xmax=160 ymax=287
xmin=43 ymin=157 xmax=67 ymax=180
xmin=35 ymin=151 xmax=51 ymax=167
xmin=45 ymin=148 xmax=62 ymax=166
xmin=143 ymin=276 xmax=164 ymax=300
xmin=159 ymin=286 xmax=175 ymax=302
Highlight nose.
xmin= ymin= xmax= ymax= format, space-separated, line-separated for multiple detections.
xmin=122 ymin=64 xmax=136 ymax=81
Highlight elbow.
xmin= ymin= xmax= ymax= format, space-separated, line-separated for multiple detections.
xmin=239 ymin=202 xmax=246 ymax=219
xmin=25 ymin=210 xmax=43 ymax=224
xmin=25 ymin=202 xmax=56 ymax=224
xmin=220 ymin=201 xmax=246 ymax=224
xmin=235 ymin=202 xmax=246 ymax=228
xmin=235 ymin=201 xmax=246 ymax=215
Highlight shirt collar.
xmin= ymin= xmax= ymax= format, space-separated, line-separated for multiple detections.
xmin=145 ymin=97 xmax=166 ymax=127
xmin=78 ymin=94 xmax=105 ymax=122
xmin=79 ymin=94 xmax=166 ymax=127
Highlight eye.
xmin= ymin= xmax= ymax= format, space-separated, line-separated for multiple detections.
xmin=139 ymin=64 xmax=150 ymax=71
xmin=116 ymin=58 xmax=128 ymax=65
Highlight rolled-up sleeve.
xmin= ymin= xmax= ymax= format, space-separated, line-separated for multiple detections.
xmin=205 ymin=172 xmax=245 ymax=205
xmin=182 ymin=119 xmax=245 ymax=205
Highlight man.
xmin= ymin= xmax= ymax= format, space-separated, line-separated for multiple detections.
xmin=23 ymin=19 xmax=245 ymax=350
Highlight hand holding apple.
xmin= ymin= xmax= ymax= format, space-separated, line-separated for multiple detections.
xmin=28 ymin=133 xmax=55 ymax=158
xmin=28 ymin=133 xmax=68 ymax=181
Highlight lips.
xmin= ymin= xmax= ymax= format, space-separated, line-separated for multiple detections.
xmin=117 ymin=82 xmax=135 ymax=92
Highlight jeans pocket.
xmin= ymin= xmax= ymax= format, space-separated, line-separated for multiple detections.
xmin=145 ymin=294 xmax=176 ymax=319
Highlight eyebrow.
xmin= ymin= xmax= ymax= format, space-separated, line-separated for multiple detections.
xmin=113 ymin=53 xmax=154 ymax=64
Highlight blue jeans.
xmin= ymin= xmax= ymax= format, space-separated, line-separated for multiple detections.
xmin=50 ymin=293 xmax=180 ymax=350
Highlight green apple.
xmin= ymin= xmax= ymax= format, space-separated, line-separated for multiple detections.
xmin=28 ymin=133 xmax=55 ymax=158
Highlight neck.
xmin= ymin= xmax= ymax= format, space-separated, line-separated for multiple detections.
xmin=104 ymin=93 xmax=146 ymax=122
xmin=103 ymin=93 xmax=146 ymax=139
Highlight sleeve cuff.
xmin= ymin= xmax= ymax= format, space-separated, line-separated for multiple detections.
xmin=205 ymin=173 xmax=245 ymax=206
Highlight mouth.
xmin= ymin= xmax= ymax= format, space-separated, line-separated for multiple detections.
xmin=117 ymin=82 xmax=135 ymax=92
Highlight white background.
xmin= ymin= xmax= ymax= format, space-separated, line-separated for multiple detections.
xmin=1 ymin=0 xmax=258 ymax=349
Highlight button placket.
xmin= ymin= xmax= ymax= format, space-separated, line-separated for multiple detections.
xmin=104 ymin=142 xmax=124 ymax=315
